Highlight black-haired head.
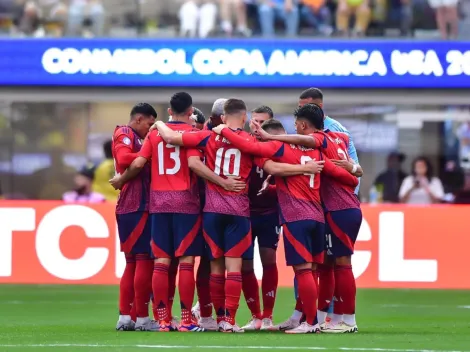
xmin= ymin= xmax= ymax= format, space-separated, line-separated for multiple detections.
xmin=299 ymin=87 xmax=323 ymax=108
xmin=130 ymin=102 xmax=157 ymax=119
xmin=294 ymin=103 xmax=325 ymax=133
xmin=261 ymin=119 xmax=285 ymax=135
xmin=192 ymin=107 xmax=206 ymax=125
xmin=103 ymin=140 xmax=113 ymax=159
xmin=252 ymin=105 xmax=274 ymax=119
xmin=170 ymin=92 xmax=193 ymax=116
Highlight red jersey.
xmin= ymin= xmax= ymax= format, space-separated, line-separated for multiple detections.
xmin=112 ymin=125 xmax=149 ymax=214
xmin=249 ymin=161 xmax=278 ymax=216
xmin=139 ymin=121 xmax=202 ymax=214
xmin=219 ymin=128 xmax=359 ymax=223
xmin=310 ymin=130 xmax=360 ymax=212
xmin=182 ymin=129 xmax=254 ymax=217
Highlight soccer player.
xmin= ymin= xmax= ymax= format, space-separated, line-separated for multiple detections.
xmin=241 ymin=106 xmax=280 ymax=331
xmin=204 ymin=98 xmax=227 ymax=130
xmin=110 ymin=92 xmax=245 ymax=332
xmin=252 ymin=103 xmax=363 ymax=333
xmin=112 ymin=103 xmax=157 ymax=332
xmin=155 ymin=99 xmax=322 ymax=333
xmin=212 ymin=109 xmax=359 ymax=333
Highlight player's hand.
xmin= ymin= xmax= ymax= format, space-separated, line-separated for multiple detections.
xmin=212 ymin=124 xmax=228 ymax=135
xmin=222 ymin=176 xmax=246 ymax=192
xmin=252 ymin=122 xmax=271 ymax=141
xmin=257 ymin=175 xmax=272 ymax=196
xmin=305 ymin=160 xmax=325 ymax=174
xmin=331 ymin=159 xmax=353 ymax=173
xmin=109 ymin=175 xmax=123 ymax=190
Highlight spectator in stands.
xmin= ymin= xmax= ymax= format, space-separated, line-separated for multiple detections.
xmin=92 ymin=140 xmax=119 ymax=201
xmin=220 ymin=0 xmax=251 ymax=36
xmin=67 ymin=0 xmax=105 ymax=37
xmin=428 ymin=0 xmax=459 ymax=38
xmin=336 ymin=0 xmax=371 ymax=36
xmin=15 ymin=1 xmax=45 ymax=37
xmin=374 ymin=151 xmax=407 ymax=203
xmin=300 ymin=0 xmax=333 ymax=35
xmin=259 ymin=0 xmax=300 ymax=37
xmin=388 ymin=0 xmax=413 ymax=36
xmin=36 ymin=0 xmax=68 ymax=37
xmin=64 ymin=164 xmax=105 ymax=203
xmin=399 ymin=156 xmax=444 ymax=204
xmin=179 ymin=0 xmax=217 ymax=37
xmin=0 ymin=0 xmax=15 ymax=34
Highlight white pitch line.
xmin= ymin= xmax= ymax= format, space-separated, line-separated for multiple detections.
xmin=0 ymin=344 xmax=468 ymax=352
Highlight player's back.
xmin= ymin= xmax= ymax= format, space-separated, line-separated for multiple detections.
xmin=249 ymin=164 xmax=277 ymax=216
xmin=147 ymin=121 xmax=200 ymax=214
xmin=312 ymin=130 xmax=360 ymax=212
xmin=204 ymin=130 xmax=254 ymax=217
xmin=274 ymin=144 xmax=324 ymax=224
xmin=113 ymin=125 xmax=149 ymax=214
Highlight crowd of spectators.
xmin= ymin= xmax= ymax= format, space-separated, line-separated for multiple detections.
xmin=0 ymin=0 xmax=468 ymax=39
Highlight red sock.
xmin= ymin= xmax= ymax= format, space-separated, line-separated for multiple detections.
xmin=196 ymin=258 xmax=212 ymax=318
xmin=210 ymin=274 xmax=226 ymax=323
xmin=295 ymin=268 xmax=318 ymax=326
xmin=334 ymin=264 xmax=356 ymax=315
xmin=179 ymin=263 xmax=195 ymax=324
xmin=294 ymin=296 xmax=303 ymax=312
xmin=119 ymin=254 xmax=135 ymax=315
xmin=225 ymin=272 xmax=242 ymax=325
xmin=262 ymin=265 xmax=278 ymax=319
xmin=168 ymin=260 xmax=178 ymax=319
xmin=130 ymin=299 xmax=137 ymax=322
xmin=151 ymin=297 xmax=158 ymax=321
xmin=312 ymin=269 xmax=319 ymax=291
xmin=153 ymin=263 xmax=169 ymax=321
xmin=241 ymin=270 xmax=261 ymax=319
xmin=134 ymin=255 xmax=154 ymax=318
xmin=317 ymin=264 xmax=335 ymax=313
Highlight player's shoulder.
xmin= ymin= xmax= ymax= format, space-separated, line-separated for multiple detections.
xmin=114 ymin=125 xmax=133 ymax=137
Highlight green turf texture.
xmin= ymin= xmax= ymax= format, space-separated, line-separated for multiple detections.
xmin=0 ymin=285 xmax=469 ymax=352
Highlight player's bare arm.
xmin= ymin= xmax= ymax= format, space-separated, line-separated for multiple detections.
xmin=155 ymin=121 xmax=184 ymax=145
xmin=262 ymin=159 xmax=324 ymax=176
xmin=322 ymin=158 xmax=359 ymax=187
xmin=331 ymin=159 xmax=364 ymax=177
xmin=109 ymin=156 xmax=147 ymax=190
xmin=188 ymin=156 xmax=246 ymax=192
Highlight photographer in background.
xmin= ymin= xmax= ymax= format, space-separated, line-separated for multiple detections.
xmin=399 ymin=156 xmax=444 ymax=204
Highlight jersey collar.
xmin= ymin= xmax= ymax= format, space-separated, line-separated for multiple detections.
xmin=167 ymin=120 xmax=189 ymax=125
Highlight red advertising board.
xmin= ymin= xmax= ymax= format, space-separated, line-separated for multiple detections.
xmin=0 ymin=201 xmax=466 ymax=288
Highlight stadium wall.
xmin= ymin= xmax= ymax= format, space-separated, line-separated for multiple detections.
xmin=0 ymin=201 xmax=465 ymax=289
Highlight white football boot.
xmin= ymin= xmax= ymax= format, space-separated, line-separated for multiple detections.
xmin=285 ymin=321 xmax=321 ymax=334
xmin=198 ymin=317 xmax=218 ymax=331
xmin=241 ymin=318 xmax=262 ymax=331
xmin=116 ymin=315 xmax=135 ymax=331
xmin=218 ymin=320 xmax=245 ymax=333
xmin=322 ymin=321 xmax=358 ymax=334
xmin=260 ymin=318 xmax=274 ymax=330
xmin=135 ymin=317 xmax=159 ymax=332
xmin=271 ymin=317 xmax=300 ymax=331
xmin=191 ymin=302 xmax=201 ymax=321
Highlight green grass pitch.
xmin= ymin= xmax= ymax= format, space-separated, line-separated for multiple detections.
xmin=0 ymin=285 xmax=469 ymax=352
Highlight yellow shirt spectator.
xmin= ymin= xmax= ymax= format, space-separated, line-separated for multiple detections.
xmin=92 ymin=140 xmax=119 ymax=201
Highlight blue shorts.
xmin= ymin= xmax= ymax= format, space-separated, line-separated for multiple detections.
xmin=203 ymin=212 xmax=253 ymax=260
xmin=325 ymin=208 xmax=362 ymax=258
xmin=282 ymin=220 xmax=325 ymax=266
xmin=251 ymin=212 xmax=280 ymax=250
xmin=150 ymin=213 xmax=203 ymax=259
xmin=116 ymin=211 xmax=151 ymax=255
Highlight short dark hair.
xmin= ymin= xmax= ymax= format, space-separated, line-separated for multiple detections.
xmin=294 ymin=103 xmax=325 ymax=130
xmin=170 ymin=92 xmax=193 ymax=114
xmin=261 ymin=119 xmax=285 ymax=133
xmin=103 ymin=140 xmax=113 ymax=159
xmin=252 ymin=105 xmax=274 ymax=118
xmin=224 ymin=99 xmax=247 ymax=116
xmin=192 ymin=107 xmax=206 ymax=124
xmin=130 ymin=103 xmax=157 ymax=119
xmin=412 ymin=156 xmax=434 ymax=181
xmin=299 ymin=87 xmax=323 ymax=101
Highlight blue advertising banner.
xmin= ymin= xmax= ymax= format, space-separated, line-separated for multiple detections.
xmin=0 ymin=38 xmax=469 ymax=88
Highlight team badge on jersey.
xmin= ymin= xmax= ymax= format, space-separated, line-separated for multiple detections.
xmin=123 ymin=137 xmax=131 ymax=145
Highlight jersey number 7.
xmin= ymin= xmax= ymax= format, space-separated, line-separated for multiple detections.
xmin=214 ymin=148 xmax=241 ymax=177
xmin=300 ymin=156 xmax=315 ymax=188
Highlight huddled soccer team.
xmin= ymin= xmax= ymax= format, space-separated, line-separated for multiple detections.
xmin=110 ymin=88 xmax=363 ymax=334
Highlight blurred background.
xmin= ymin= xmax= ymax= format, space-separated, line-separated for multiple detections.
xmin=0 ymin=0 xmax=469 ymax=204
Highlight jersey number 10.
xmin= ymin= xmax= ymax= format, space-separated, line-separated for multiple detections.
xmin=214 ymin=148 xmax=241 ymax=177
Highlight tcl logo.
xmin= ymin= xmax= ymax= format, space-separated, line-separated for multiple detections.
xmin=0 ymin=202 xmax=465 ymax=288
